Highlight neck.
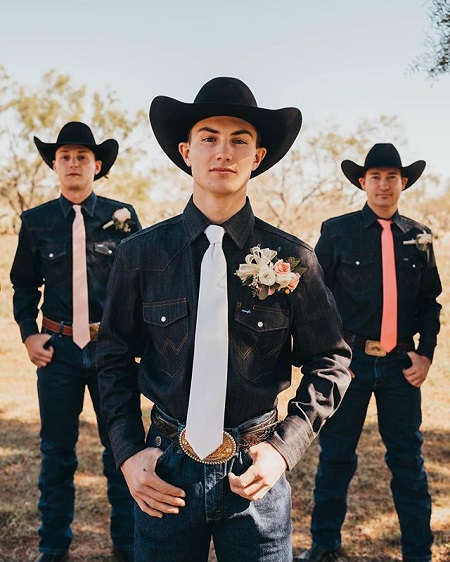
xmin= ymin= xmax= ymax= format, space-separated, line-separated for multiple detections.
xmin=368 ymin=203 xmax=398 ymax=220
xmin=193 ymin=193 xmax=246 ymax=224
xmin=61 ymin=187 xmax=93 ymax=205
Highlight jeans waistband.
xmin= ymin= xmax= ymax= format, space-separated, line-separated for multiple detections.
xmin=151 ymin=405 xmax=278 ymax=451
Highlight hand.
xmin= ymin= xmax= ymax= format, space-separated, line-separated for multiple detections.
xmin=402 ymin=351 xmax=431 ymax=388
xmin=120 ymin=448 xmax=186 ymax=518
xmin=228 ymin=441 xmax=287 ymax=501
xmin=24 ymin=334 xmax=54 ymax=367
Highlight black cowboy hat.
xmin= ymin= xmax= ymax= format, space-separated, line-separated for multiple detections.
xmin=149 ymin=77 xmax=302 ymax=178
xmin=341 ymin=143 xmax=426 ymax=190
xmin=34 ymin=121 xmax=119 ymax=181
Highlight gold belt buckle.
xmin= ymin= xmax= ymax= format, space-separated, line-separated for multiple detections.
xmin=365 ymin=339 xmax=387 ymax=357
xmin=179 ymin=428 xmax=237 ymax=464
xmin=89 ymin=322 xmax=100 ymax=341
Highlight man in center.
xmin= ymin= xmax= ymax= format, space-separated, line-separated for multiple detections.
xmin=97 ymin=77 xmax=352 ymax=562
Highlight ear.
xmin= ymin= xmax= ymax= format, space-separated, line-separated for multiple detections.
xmin=251 ymin=147 xmax=267 ymax=172
xmin=358 ymin=177 xmax=366 ymax=190
xmin=178 ymin=142 xmax=191 ymax=167
xmin=401 ymin=176 xmax=408 ymax=191
xmin=52 ymin=160 xmax=57 ymax=172
xmin=95 ymin=160 xmax=102 ymax=175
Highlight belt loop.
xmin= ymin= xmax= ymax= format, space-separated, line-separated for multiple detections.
xmin=58 ymin=322 xmax=65 ymax=336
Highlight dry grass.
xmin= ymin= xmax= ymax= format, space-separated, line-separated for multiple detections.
xmin=0 ymin=232 xmax=449 ymax=562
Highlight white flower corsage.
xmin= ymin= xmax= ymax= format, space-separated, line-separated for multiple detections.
xmin=102 ymin=208 xmax=133 ymax=232
xmin=403 ymin=232 xmax=433 ymax=252
xmin=235 ymin=245 xmax=306 ymax=300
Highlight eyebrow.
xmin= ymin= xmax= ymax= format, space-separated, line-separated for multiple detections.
xmin=195 ymin=126 xmax=255 ymax=138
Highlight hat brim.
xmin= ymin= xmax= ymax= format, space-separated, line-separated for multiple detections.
xmin=33 ymin=137 xmax=118 ymax=181
xmin=341 ymin=159 xmax=426 ymax=190
xmin=149 ymin=96 xmax=302 ymax=178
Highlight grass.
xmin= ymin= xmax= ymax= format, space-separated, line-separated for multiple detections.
xmin=0 ymin=232 xmax=449 ymax=561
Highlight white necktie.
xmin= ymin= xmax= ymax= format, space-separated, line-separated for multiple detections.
xmin=185 ymin=225 xmax=228 ymax=460
xmin=72 ymin=205 xmax=90 ymax=349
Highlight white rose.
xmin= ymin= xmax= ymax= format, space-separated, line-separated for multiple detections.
xmin=114 ymin=208 xmax=131 ymax=222
xmin=258 ymin=266 xmax=276 ymax=286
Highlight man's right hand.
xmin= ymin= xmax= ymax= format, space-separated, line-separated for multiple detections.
xmin=121 ymin=448 xmax=186 ymax=518
xmin=24 ymin=334 xmax=54 ymax=367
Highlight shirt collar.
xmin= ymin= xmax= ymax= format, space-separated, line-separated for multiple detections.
xmin=361 ymin=202 xmax=407 ymax=233
xmin=183 ymin=196 xmax=255 ymax=249
xmin=59 ymin=191 xmax=97 ymax=218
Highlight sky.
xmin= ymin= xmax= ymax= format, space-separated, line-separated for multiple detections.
xmin=1 ymin=0 xmax=449 ymax=182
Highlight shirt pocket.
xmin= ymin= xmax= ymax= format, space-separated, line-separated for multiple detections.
xmin=338 ymin=252 xmax=374 ymax=294
xmin=231 ymin=301 xmax=289 ymax=382
xmin=399 ymin=254 xmax=424 ymax=295
xmin=143 ymin=299 xmax=189 ymax=379
xmin=40 ymin=244 xmax=69 ymax=281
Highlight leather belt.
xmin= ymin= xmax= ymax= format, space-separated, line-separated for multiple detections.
xmin=151 ymin=408 xmax=278 ymax=464
xmin=42 ymin=316 xmax=100 ymax=342
xmin=344 ymin=333 xmax=414 ymax=357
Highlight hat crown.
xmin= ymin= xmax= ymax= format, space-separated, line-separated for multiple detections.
xmin=365 ymin=143 xmax=403 ymax=170
xmin=193 ymin=77 xmax=258 ymax=108
xmin=56 ymin=121 xmax=96 ymax=146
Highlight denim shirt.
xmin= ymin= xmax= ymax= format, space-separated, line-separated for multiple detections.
xmin=315 ymin=203 xmax=442 ymax=360
xmin=10 ymin=192 xmax=142 ymax=341
xmin=97 ymin=197 xmax=351 ymax=470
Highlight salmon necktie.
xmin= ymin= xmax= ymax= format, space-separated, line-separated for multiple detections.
xmin=185 ymin=225 xmax=228 ymax=460
xmin=377 ymin=219 xmax=397 ymax=353
xmin=72 ymin=205 xmax=90 ymax=348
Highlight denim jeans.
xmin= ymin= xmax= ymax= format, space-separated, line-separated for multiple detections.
xmin=36 ymin=334 xmax=134 ymax=555
xmin=310 ymin=348 xmax=433 ymax=562
xmin=134 ymin=408 xmax=293 ymax=562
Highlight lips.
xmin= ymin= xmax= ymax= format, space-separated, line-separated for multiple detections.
xmin=210 ymin=167 xmax=235 ymax=173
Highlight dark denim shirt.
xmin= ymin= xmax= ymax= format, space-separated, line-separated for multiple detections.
xmin=315 ymin=203 xmax=442 ymax=360
xmin=97 ymin=197 xmax=352 ymax=470
xmin=10 ymin=192 xmax=142 ymax=341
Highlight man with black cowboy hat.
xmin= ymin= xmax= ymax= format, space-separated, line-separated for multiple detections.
xmin=96 ymin=76 xmax=352 ymax=562
xmin=10 ymin=122 xmax=141 ymax=562
xmin=296 ymin=144 xmax=441 ymax=562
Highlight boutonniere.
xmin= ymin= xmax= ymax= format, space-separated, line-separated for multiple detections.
xmin=235 ymin=245 xmax=307 ymax=300
xmin=403 ymin=232 xmax=433 ymax=252
xmin=102 ymin=208 xmax=133 ymax=232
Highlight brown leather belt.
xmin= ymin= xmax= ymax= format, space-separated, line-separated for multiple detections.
xmin=151 ymin=408 xmax=278 ymax=464
xmin=42 ymin=316 xmax=100 ymax=342
xmin=344 ymin=333 xmax=414 ymax=357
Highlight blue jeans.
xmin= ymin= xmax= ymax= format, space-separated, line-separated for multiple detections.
xmin=310 ymin=348 xmax=433 ymax=562
xmin=36 ymin=334 xmax=134 ymax=555
xmin=134 ymin=408 xmax=293 ymax=562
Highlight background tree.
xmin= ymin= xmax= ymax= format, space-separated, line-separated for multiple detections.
xmin=414 ymin=0 xmax=450 ymax=77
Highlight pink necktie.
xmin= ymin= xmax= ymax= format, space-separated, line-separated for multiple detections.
xmin=378 ymin=219 xmax=397 ymax=352
xmin=185 ymin=225 xmax=228 ymax=460
xmin=72 ymin=205 xmax=90 ymax=348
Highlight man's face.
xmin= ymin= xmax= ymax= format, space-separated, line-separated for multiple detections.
xmin=53 ymin=145 xmax=101 ymax=197
xmin=359 ymin=167 xmax=407 ymax=216
xmin=178 ymin=115 xmax=267 ymax=202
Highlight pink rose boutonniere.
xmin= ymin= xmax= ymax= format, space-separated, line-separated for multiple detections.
xmin=102 ymin=208 xmax=133 ymax=232
xmin=235 ymin=245 xmax=307 ymax=300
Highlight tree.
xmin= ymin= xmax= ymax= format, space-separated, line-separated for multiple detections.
xmin=0 ymin=66 xmax=151 ymax=230
xmin=415 ymin=0 xmax=450 ymax=77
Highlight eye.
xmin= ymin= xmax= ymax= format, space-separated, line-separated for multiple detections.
xmin=202 ymin=136 xmax=216 ymax=142
xmin=232 ymin=138 xmax=247 ymax=144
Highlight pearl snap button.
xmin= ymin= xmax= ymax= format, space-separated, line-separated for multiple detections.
xmin=49 ymin=253 xmax=54 ymax=258
xmin=161 ymin=316 xmax=167 ymax=323
xmin=355 ymin=261 xmax=360 ymax=265
xmin=108 ymin=249 xmax=113 ymax=254
xmin=412 ymin=264 xmax=416 ymax=268
xmin=257 ymin=321 xmax=264 ymax=328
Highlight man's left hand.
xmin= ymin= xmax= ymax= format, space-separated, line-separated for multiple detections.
xmin=228 ymin=441 xmax=287 ymax=501
xmin=402 ymin=351 xmax=431 ymax=388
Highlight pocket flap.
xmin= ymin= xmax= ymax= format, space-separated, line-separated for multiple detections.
xmin=143 ymin=299 xmax=188 ymax=327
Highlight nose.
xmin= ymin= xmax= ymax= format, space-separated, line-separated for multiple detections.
xmin=215 ymin=140 xmax=232 ymax=161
